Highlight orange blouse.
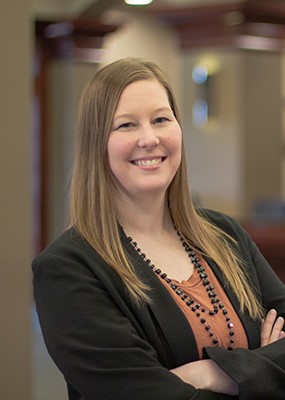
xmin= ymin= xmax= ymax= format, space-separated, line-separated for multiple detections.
xmin=158 ymin=256 xmax=249 ymax=359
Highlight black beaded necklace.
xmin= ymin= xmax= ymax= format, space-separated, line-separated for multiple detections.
xmin=128 ymin=230 xmax=235 ymax=351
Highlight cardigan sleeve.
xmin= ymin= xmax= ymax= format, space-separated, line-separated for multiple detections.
xmin=32 ymin=249 xmax=234 ymax=400
xmin=202 ymin=215 xmax=285 ymax=400
xmin=204 ymin=339 xmax=285 ymax=400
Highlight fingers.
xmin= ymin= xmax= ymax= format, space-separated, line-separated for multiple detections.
xmin=260 ymin=309 xmax=285 ymax=347
xmin=279 ymin=330 xmax=285 ymax=340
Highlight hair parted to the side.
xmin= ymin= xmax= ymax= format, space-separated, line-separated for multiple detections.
xmin=69 ymin=57 xmax=264 ymax=319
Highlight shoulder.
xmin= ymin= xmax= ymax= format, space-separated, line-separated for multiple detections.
xmin=198 ymin=208 xmax=246 ymax=238
xmin=33 ymin=227 xmax=94 ymax=266
xmin=32 ymin=227 xmax=131 ymax=305
xmin=32 ymin=227 xmax=110 ymax=282
xmin=198 ymin=208 xmax=254 ymax=258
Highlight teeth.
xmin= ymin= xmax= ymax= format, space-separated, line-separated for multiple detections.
xmin=133 ymin=158 xmax=162 ymax=166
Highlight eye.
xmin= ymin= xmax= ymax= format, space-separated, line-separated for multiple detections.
xmin=153 ymin=117 xmax=170 ymax=124
xmin=115 ymin=122 xmax=135 ymax=130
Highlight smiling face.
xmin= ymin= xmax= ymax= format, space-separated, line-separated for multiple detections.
xmin=107 ymin=79 xmax=182 ymax=203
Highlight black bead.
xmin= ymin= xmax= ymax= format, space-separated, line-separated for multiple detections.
xmin=201 ymin=318 xmax=206 ymax=324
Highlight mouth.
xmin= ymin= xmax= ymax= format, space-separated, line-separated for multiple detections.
xmin=130 ymin=156 xmax=166 ymax=166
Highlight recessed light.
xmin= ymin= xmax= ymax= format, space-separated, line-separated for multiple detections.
xmin=124 ymin=0 xmax=153 ymax=5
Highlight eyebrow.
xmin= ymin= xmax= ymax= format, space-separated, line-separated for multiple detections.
xmin=113 ymin=107 xmax=172 ymax=121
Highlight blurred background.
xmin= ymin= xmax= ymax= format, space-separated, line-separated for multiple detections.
xmin=2 ymin=0 xmax=285 ymax=398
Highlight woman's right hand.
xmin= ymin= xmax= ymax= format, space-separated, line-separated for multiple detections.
xmin=260 ymin=309 xmax=285 ymax=347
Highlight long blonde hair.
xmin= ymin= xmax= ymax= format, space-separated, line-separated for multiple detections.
xmin=69 ymin=57 xmax=263 ymax=319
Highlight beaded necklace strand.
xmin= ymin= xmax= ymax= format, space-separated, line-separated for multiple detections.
xmin=128 ymin=230 xmax=235 ymax=350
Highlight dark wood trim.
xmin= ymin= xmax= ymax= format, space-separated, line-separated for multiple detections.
xmin=148 ymin=1 xmax=285 ymax=50
xmin=35 ymin=18 xmax=118 ymax=59
xmin=33 ymin=38 xmax=49 ymax=253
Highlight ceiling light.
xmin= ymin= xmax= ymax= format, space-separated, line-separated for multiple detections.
xmin=124 ymin=0 xmax=153 ymax=5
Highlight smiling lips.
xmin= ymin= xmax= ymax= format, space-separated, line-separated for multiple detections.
xmin=131 ymin=156 xmax=166 ymax=166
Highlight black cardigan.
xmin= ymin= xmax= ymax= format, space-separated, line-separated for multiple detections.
xmin=32 ymin=209 xmax=285 ymax=400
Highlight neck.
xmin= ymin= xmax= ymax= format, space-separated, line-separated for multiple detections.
xmin=114 ymin=192 xmax=172 ymax=236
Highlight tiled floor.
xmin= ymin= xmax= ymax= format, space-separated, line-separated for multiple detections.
xmin=32 ymin=307 xmax=67 ymax=400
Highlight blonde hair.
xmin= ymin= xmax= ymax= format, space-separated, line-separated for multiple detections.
xmin=69 ymin=57 xmax=263 ymax=319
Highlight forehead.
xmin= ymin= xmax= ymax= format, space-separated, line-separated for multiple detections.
xmin=115 ymin=79 xmax=170 ymax=110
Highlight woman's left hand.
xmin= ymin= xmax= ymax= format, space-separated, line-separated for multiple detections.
xmin=260 ymin=309 xmax=285 ymax=347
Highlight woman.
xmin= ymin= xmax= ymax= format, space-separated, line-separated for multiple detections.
xmin=33 ymin=57 xmax=285 ymax=399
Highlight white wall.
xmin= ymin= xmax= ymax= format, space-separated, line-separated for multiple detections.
xmin=103 ymin=11 xmax=182 ymax=102
xmin=46 ymin=60 xmax=98 ymax=242
xmin=241 ymin=50 xmax=282 ymax=217
xmin=182 ymin=49 xmax=243 ymax=217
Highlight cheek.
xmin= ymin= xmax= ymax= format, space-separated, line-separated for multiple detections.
xmin=166 ymin=127 xmax=182 ymax=155
xmin=107 ymin=135 xmax=133 ymax=171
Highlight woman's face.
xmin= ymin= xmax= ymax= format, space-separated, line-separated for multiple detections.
xmin=107 ymin=79 xmax=182 ymax=202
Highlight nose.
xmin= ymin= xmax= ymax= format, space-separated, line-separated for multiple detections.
xmin=137 ymin=125 xmax=160 ymax=148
